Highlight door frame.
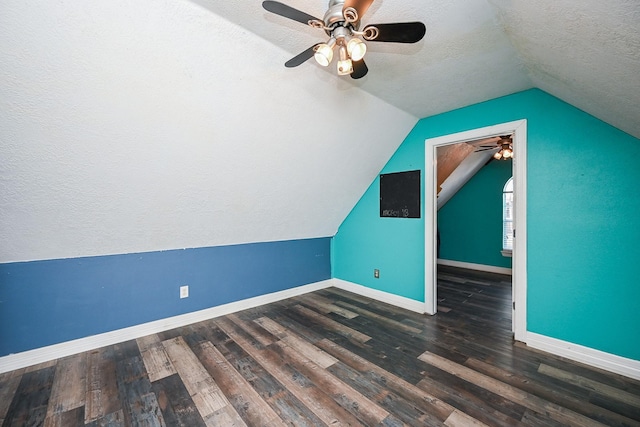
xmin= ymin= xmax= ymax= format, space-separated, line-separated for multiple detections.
xmin=424 ymin=120 xmax=527 ymax=342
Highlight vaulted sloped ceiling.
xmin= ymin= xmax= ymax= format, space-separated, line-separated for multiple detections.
xmin=196 ymin=0 xmax=534 ymax=123
xmin=490 ymin=0 xmax=640 ymax=139
xmin=1 ymin=0 xmax=638 ymax=263
xmin=0 ymin=0 xmax=416 ymax=262
xmin=203 ymin=0 xmax=640 ymax=137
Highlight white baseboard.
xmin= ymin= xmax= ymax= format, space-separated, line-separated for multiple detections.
xmin=0 ymin=279 xmax=333 ymax=374
xmin=437 ymin=258 xmax=512 ymax=275
xmin=330 ymin=278 xmax=426 ymax=314
xmin=526 ymin=332 xmax=640 ymax=381
xmin=6 ymin=278 xmax=637 ymax=383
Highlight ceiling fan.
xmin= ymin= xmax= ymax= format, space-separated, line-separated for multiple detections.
xmin=262 ymin=0 xmax=426 ymax=79
xmin=473 ymin=135 xmax=514 ymax=160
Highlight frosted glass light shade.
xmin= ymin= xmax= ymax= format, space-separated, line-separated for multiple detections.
xmin=347 ymin=38 xmax=367 ymax=61
xmin=314 ymin=43 xmax=334 ymax=66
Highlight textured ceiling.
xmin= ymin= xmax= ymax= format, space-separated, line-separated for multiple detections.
xmin=198 ymin=0 xmax=640 ymax=138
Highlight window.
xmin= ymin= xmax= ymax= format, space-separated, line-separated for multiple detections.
xmin=502 ymin=177 xmax=514 ymax=253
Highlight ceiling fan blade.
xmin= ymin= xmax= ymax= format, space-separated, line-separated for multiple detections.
xmin=343 ymin=0 xmax=375 ymax=21
xmin=364 ymin=22 xmax=426 ymax=43
xmin=351 ymin=59 xmax=368 ymax=79
xmin=285 ymin=44 xmax=320 ymax=68
xmin=472 ymin=136 xmax=502 ymax=146
xmin=262 ymin=1 xmax=320 ymax=26
xmin=475 ymin=147 xmax=499 ymax=152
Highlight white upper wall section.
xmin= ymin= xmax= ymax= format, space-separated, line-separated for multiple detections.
xmin=2 ymin=0 xmax=638 ymax=262
xmin=0 ymin=0 xmax=416 ymax=262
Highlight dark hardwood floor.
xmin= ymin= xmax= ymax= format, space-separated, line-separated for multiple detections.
xmin=2 ymin=266 xmax=640 ymax=426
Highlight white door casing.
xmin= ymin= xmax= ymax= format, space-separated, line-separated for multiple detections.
xmin=424 ymin=120 xmax=527 ymax=342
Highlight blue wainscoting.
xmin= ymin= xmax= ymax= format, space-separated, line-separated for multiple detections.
xmin=0 ymin=237 xmax=330 ymax=357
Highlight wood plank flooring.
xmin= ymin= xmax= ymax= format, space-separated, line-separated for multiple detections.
xmin=2 ymin=266 xmax=640 ymax=426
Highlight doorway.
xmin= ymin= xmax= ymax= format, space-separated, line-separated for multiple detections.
xmin=424 ymin=120 xmax=528 ymax=342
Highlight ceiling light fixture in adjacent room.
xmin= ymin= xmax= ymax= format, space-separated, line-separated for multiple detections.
xmin=494 ymin=141 xmax=514 ymax=160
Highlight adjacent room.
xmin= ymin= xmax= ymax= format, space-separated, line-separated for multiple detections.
xmin=1 ymin=0 xmax=639 ymax=425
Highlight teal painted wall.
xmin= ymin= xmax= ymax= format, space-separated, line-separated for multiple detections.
xmin=438 ymin=159 xmax=513 ymax=268
xmin=333 ymin=89 xmax=640 ymax=361
xmin=0 ymin=238 xmax=330 ymax=357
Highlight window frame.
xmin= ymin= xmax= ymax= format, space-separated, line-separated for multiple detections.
xmin=502 ymin=177 xmax=514 ymax=256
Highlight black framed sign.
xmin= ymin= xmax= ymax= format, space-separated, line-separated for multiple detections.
xmin=379 ymin=170 xmax=421 ymax=218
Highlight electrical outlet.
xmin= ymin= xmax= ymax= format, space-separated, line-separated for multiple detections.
xmin=374 ymin=269 xmax=380 ymax=279
xmin=180 ymin=285 xmax=189 ymax=299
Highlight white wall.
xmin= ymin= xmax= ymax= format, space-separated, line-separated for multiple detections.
xmin=0 ymin=0 xmax=416 ymax=263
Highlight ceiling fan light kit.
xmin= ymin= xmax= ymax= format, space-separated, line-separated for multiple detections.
xmin=262 ymin=0 xmax=426 ymax=79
